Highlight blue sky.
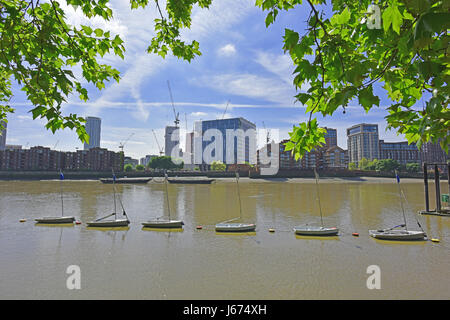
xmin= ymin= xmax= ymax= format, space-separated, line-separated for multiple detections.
xmin=6 ymin=0 xmax=410 ymax=159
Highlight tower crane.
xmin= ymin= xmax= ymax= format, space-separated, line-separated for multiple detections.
xmin=262 ymin=121 xmax=270 ymax=144
xmin=152 ymin=129 xmax=164 ymax=156
xmin=222 ymin=100 xmax=230 ymax=119
xmin=119 ymin=133 xmax=134 ymax=153
xmin=167 ymin=80 xmax=179 ymax=127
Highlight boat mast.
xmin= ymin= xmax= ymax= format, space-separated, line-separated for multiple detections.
xmin=59 ymin=169 xmax=64 ymax=217
xmin=236 ymin=171 xmax=243 ymax=220
xmin=164 ymin=170 xmax=171 ymax=220
xmin=112 ymin=169 xmax=117 ymax=219
xmin=395 ymin=170 xmax=408 ymax=231
xmin=314 ymin=168 xmax=324 ymax=227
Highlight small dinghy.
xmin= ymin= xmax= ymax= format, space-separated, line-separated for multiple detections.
xmin=370 ymin=172 xmax=426 ymax=242
xmin=294 ymin=226 xmax=339 ymax=236
xmin=35 ymin=216 xmax=76 ymax=224
xmin=215 ymin=172 xmax=256 ymax=233
xmin=215 ymin=223 xmax=256 ymax=232
xmin=35 ymin=170 xmax=76 ymax=224
xmin=87 ymin=170 xmax=130 ymax=228
xmin=294 ymin=169 xmax=339 ymax=237
xmin=142 ymin=171 xmax=184 ymax=229
xmin=369 ymin=228 xmax=425 ymax=241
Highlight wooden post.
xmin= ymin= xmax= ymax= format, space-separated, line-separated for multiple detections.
xmin=424 ymin=163 xmax=429 ymax=212
xmin=435 ymin=164 xmax=441 ymax=212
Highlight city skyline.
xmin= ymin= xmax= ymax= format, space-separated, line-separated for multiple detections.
xmin=5 ymin=0 xmax=417 ymax=159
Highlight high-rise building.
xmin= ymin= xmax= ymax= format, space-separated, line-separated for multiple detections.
xmin=84 ymin=117 xmax=101 ymax=150
xmin=196 ymin=117 xmax=256 ymax=165
xmin=0 ymin=120 xmax=7 ymax=151
xmin=164 ymin=125 xmax=181 ymax=158
xmin=323 ymin=127 xmax=337 ymax=148
xmin=347 ymin=123 xmax=379 ymax=165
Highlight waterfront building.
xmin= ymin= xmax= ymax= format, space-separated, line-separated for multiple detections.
xmin=379 ymin=140 xmax=421 ymax=165
xmin=124 ymin=156 xmax=139 ymax=167
xmin=196 ymin=117 xmax=256 ymax=166
xmin=347 ymin=123 xmax=380 ymax=165
xmin=0 ymin=121 xmax=6 ymax=151
xmin=164 ymin=125 xmax=181 ymax=158
xmin=323 ymin=127 xmax=337 ymax=148
xmin=323 ymin=146 xmax=348 ymax=168
xmin=84 ymin=116 xmax=101 ymax=150
xmin=5 ymin=144 xmax=22 ymax=150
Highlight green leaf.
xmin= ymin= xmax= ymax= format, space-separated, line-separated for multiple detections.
xmin=382 ymin=4 xmax=403 ymax=34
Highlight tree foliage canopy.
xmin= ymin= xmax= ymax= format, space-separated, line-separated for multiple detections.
xmin=1 ymin=0 xmax=448 ymax=158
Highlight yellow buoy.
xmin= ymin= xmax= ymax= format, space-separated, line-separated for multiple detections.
xmin=431 ymin=238 xmax=440 ymax=243
xmin=269 ymin=228 xmax=275 ymax=233
xmin=19 ymin=219 xmax=26 ymax=222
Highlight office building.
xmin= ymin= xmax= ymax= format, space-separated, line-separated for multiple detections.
xmin=164 ymin=126 xmax=181 ymax=158
xmin=323 ymin=127 xmax=337 ymax=148
xmin=196 ymin=117 xmax=256 ymax=165
xmin=140 ymin=154 xmax=158 ymax=167
xmin=347 ymin=123 xmax=380 ymax=165
xmin=84 ymin=116 xmax=101 ymax=150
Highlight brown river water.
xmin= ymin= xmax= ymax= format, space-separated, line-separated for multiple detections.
xmin=0 ymin=178 xmax=449 ymax=299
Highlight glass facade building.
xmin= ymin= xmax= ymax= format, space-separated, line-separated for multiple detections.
xmin=197 ymin=117 xmax=256 ymax=165
xmin=347 ymin=123 xmax=380 ymax=165
xmin=84 ymin=117 xmax=101 ymax=150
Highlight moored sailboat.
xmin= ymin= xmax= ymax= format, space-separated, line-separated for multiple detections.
xmin=35 ymin=170 xmax=76 ymax=224
xmin=294 ymin=169 xmax=339 ymax=236
xmin=215 ymin=171 xmax=256 ymax=232
xmin=141 ymin=171 xmax=184 ymax=229
xmin=369 ymin=171 xmax=425 ymax=241
xmin=87 ymin=170 xmax=130 ymax=228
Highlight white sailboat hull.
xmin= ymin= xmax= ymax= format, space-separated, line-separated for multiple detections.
xmin=87 ymin=219 xmax=130 ymax=227
xmin=369 ymin=229 xmax=425 ymax=240
xmin=142 ymin=220 xmax=184 ymax=228
xmin=294 ymin=226 xmax=339 ymax=236
xmin=35 ymin=216 xmax=75 ymax=224
xmin=215 ymin=223 xmax=256 ymax=232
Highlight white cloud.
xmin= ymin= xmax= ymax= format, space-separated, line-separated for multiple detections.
xmin=190 ymin=111 xmax=208 ymax=117
xmin=217 ymin=44 xmax=237 ymax=57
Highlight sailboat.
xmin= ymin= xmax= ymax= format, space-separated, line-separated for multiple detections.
xmin=293 ymin=168 xmax=339 ymax=236
xmin=35 ymin=170 xmax=76 ymax=224
xmin=215 ymin=171 xmax=256 ymax=232
xmin=141 ymin=171 xmax=184 ymax=228
xmin=369 ymin=171 xmax=425 ymax=241
xmin=87 ymin=170 xmax=130 ymax=227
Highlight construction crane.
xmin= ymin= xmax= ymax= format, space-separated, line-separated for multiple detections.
xmin=221 ymin=100 xmax=230 ymax=119
xmin=53 ymin=140 xmax=60 ymax=150
xmin=167 ymin=80 xmax=180 ymax=127
xmin=262 ymin=121 xmax=270 ymax=144
xmin=152 ymin=129 xmax=164 ymax=156
xmin=119 ymin=133 xmax=134 ymax=153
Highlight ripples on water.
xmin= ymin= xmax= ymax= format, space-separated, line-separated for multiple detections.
xmin=0 ymin=179 xmax=449 ymax=299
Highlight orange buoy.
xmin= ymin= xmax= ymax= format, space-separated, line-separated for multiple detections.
xmin=75 ymin=221 xmax=82 ymax=225
xmin=352 ymin=232 xmax=359 ymax=237
xmin=196 ymin=225 xmax=203 ymax=230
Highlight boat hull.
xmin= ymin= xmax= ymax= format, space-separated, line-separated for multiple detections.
xmin=86 ymin=219 xmax=130 ymax=227
xmin=369 ymin=229 xmax=425 ymax=240
xmin=100 ymin=178 xmax=151 ymax=184
xmin=142 ymin=220 xmax=184 ymax=228
xmin=167 ymin=178 xmax=214 ymax=184
xmin=215 ymin=223 xmax=256 ymax=232
xmin=35 ymin=216 xmax=75 ymax=224
xmin=294 ymin=226 xmax=339 ymax=236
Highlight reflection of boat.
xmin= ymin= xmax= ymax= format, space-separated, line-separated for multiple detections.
xmin=294 ymin=169 xmax=339 ymax=236
xmin=370 ymin=171 xmax=425 ymax=241
xmin=215 ymin=172 xmax=256 ymax=232
xmin=167 ymin=178 xmax=214 ymax=184
xmin=294 ymin=226 xmax=339 ymax=236
xmin=88 ymin=171 xmax=130 ymax=228
xmin=35 ymin=170 xmax=76 ymax=224
xmin=100 ymin=177 xmax=151 ymax=184
xmin=142 ymin=171 xmax=184 ymax=229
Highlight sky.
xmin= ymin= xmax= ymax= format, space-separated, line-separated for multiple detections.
xmin=5 ymin=0 xmax=412 ymax=160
